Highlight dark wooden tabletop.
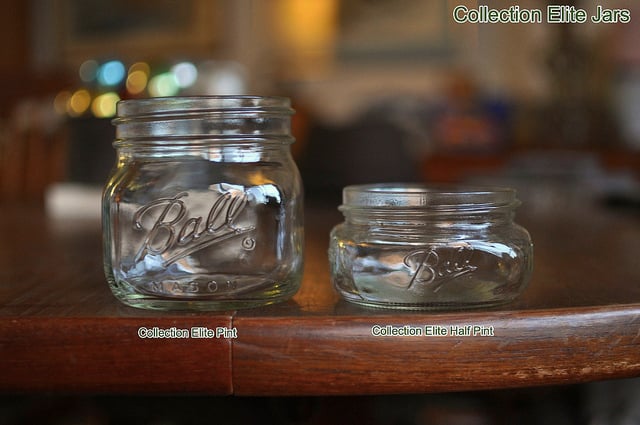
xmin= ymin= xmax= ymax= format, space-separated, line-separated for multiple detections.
xmin=1 ymin=195 xmax=639 ymax=396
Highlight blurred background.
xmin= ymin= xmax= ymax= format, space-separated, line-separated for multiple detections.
xmin=1 ymin=0 xmax=639 ymax=424
xmin=0 ymin=0 xmax=638 ymax=210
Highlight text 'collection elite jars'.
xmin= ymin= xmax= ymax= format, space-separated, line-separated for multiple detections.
xmin=103 ymin=96 xmax=304 ymax=310
xmin=329 ymin=184 xmax=533 ymax=310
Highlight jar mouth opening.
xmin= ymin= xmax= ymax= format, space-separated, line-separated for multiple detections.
xmin=340 ymin=183 xmax=519 ymax=210
xmin=114 ymin=95 xmax=294 ymax=121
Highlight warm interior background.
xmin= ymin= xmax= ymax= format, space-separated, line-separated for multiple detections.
xmin=1 ymin=0 xmax=638 ymax=207
xmin=0 ymin=0 xmax=638 ymax=424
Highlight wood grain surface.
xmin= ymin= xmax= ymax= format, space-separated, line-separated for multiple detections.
xmin=0 ymin=198 xmax=639 ymax=395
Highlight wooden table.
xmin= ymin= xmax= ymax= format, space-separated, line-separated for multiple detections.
xmin=1 ymin=197 xmax=639 ymax=396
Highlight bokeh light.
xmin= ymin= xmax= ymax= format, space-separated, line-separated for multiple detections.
xmin=53 ymin=91 xmax=71 ymax=115
xmin=97 ymin=60 xmax=126 ymax=87
xmin=129 ymin=61 xmax=151 ymax=76
xmin=171 ymin=62 xmax=198 ymax=88
xmin=126 ymin=70 xmax=148 ymax=95
xmin=62 ymin=59 xmax=207 ymax=117
xmin=91 ymin=92 xmax=120 ymax=118
xmin=196 ymin=61 xmax=247 ymax=95
xmin=148 ymin=72 xmax=180 ymax=97
xmin=126 ymin=62 xmax=151 ymax=95
xmin=79 ymin=60 xmax=99 ymax=83
xmin=68 ymin=89 xmax=91 ymax=116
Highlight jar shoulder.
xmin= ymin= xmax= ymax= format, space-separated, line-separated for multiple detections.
xmin=331 ymin=221 xmax=532 ymax=248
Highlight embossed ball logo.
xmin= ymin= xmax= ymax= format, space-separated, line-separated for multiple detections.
xmin=403 ymin=246 xmax=477 ymax=292
xmin=132 ymin=187 xmax=255 ymax=267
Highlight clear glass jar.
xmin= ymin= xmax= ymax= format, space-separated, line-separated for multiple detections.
xmin=329 ymin=184 xmax=533 ymax=310
xmin=103 ymin=96 xmax=304 ymax=310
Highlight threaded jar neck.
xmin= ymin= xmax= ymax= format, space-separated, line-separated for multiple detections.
xmin=112 ymin=96 xmax=295 ymax=147
xmin=339 ymin=184 xmax=520 ymax=227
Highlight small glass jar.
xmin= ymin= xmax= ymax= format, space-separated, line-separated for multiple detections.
xmin=329 ymin=184 xmax=533 ymax=310
xmin=103 ymin=96 xmax=304 ymax=310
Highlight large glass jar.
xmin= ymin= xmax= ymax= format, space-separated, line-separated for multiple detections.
xmin=103 ymin=96 xmax=304 ymax=310
xmin=329 ymin=184 xmax=533 ymax=310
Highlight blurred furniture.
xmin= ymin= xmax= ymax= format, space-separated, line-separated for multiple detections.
xmin=421 ymin=149 xmax=640 ymax=183
xmin=0 ymin=194 xmax=639 ymax=395
xmin=0 ymin=101 xmax=68 ymax=203
xmin=0 ymin=71 xmax=73 ymax=204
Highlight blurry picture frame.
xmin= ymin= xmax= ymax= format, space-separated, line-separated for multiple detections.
xmin=337 ymin=0 xmax=452 ymax=61
xmin=35 ymin=0 xmax=220 ymax=67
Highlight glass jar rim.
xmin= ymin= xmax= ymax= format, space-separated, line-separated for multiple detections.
xmin=112 ymin=95 xmax=295 ymax=144
xmin=340 ymin=183 xmax=519 ymax=210
xmin=114 ymin=95 xmax=293 ymax=121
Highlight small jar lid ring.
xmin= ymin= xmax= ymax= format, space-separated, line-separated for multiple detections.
xmin=340 ymin=183 xmax=520 ymax=211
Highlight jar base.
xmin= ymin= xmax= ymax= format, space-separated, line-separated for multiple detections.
xmin=339 ymin=294 xmax=515 ymax=311
xmin=108 ymin=277 xmax=300 ymax=311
